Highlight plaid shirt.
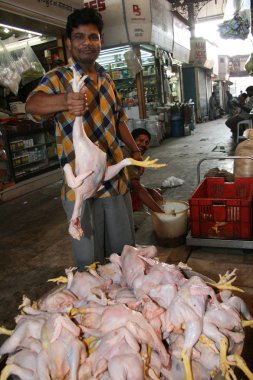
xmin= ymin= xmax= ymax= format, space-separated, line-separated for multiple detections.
xmin=30 ymin=61 xmax=130 ymax=201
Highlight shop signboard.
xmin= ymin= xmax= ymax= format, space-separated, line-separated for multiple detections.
xmin=189 ymin=38 xmax=216 ymax=69
xmin=123 ymin=0 xmax=152 ymax=44
xmin=173 ymin=15 xmax=190 ymax=63
xmin=0 ymin=0 xmax=83 ymax=27
xmin=0 ymin=0 xmax=190 ymax=61
xmin=190 ymin=39 xmax=207 ymax=66
xmin=150 ymin=0 xmax=173 ymax=52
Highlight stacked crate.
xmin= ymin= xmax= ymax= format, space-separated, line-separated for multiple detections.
xmin=189 ymin=177 xmax=253 ymax=240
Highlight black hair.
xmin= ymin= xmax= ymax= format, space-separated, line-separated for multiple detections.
xmin=66 ymin=8 xmax=104 ymax=39
xmin=246 ymin=86 xmax=253 ymax=92
xmin=132 ymin=128 xmax=151 ymax=141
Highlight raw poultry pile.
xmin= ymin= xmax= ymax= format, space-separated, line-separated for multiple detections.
xmin=1 ymin=245 xmax=253 ymax=380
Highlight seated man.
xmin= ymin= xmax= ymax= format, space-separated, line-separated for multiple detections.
xmin=225 ymin=86 xmax=253 ymax=140
xmin=122 ymin=128 xmax=164 ymax=213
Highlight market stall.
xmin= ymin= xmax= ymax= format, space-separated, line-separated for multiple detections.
xmin=0 ymin=0 xmax=191 ymax=190
xmin=98 ymin=0 xmax=191 ymax=119
xmin=0 ymin=1 xmax=71 ymax=189
xmin=0 ymin=32 xmax=65 ymax=189
xmin=182 ymin=37 xmax=218 ymax=122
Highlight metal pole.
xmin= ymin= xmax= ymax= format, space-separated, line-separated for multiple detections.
xmin=197 ymin=156 xmax=253 ymax=183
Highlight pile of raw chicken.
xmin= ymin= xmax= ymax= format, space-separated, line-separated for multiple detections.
xmin=1 ymin=245 xmax=253 ymax=380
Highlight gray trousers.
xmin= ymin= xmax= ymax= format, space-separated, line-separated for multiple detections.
xmin=62 ymin=192 xmax=135 ymax=271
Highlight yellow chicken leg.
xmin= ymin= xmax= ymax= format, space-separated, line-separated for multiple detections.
xmin=242 ymin=319 xmax=253 ymax=328
xmin=83 ymin=336 xmax=99 ymax=354
xmin=199 ymin=334 xmax=218 ymax=354
xmin=230 ymin=354 xmax=253 ymax=380
xmin=87 ymin=338 xmax=100 ymax=354
xmin=47 ymin=276 xmax=68 ymax=285
xmin=220 ymin=336 xmax=253 ymax=380
xmin=0 ymin=326 xmax=13 ymax=336
xmin=220 ymin=337 xmax=233 ymax=380
xmin=219 ymin=336 xmax=238 ymax=380
xmin=128 ymin=156 xmax=167 ymax=169
xmin=68 ymin=306 xmax=87 ymax=317
xmin=0 ymin=365 xmax=11 ymax=380
xmin=83 ymin=336 xmax=98 ymax=345
xmin=85 ymin=262 xmax=100 ymax=271
xmin=208 ymin=276 xmax=244 ymax=293
xmin=181 ymin=348 xmax=193 ymax=380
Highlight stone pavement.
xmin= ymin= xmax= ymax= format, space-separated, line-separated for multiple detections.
xmin=1 ymin=116 xmax=253 ymax=374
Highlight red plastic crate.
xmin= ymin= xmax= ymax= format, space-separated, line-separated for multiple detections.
xmin=189 ymin=177 xmax=253 ymax=240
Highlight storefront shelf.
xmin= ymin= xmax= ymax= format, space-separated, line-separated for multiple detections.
xmin=13 ymin=158 xmax=46 ymax=169
xmin=10 ymin=143 xmax=45 ymax=153
xmin=0 ymin=119 xmax=59 ymax=184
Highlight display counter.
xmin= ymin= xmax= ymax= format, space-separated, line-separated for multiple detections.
xmin=0 ymin=117 xmax=59 ymax=189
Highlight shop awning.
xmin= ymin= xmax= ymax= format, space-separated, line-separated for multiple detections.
xmin=0 ymin=0 xmax=191 ymax=63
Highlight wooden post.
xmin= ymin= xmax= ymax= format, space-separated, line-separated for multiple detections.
xmin=132 ymin=45 xmax=147 ymax=119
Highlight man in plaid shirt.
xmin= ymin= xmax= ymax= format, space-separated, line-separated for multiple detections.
xmin=26 ymin=8 xmax=142 ymax=270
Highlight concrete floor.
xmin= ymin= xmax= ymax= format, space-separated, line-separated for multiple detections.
xmin=1 ymin=116 xmax=253 ymax=376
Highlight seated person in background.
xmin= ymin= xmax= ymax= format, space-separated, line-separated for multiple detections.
xmin=122 ymin=128 xmax=164 ymax=213
xmin=225 ymin=86 xmax=253 ymax=140
xmin=237 ymin=92 xmax=248 ymax=111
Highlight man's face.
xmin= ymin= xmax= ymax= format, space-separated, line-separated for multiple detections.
xmin=67 ymin=24 xmax=101 ymax=65
xmin=135 ymin=134 xmax=150 ymax=154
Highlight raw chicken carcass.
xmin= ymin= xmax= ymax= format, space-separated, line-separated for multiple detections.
xmin=69 ymin=270 xmax=108 ymax=300
xmin=108 ymin=353 xmax=144 ymax=380
xmin=0 ymin=349 xmax=38 ymax=380
xmin=63 ymin=67 xmax=165 ymax=240
xmin=83 ymin=327 xmax=141 ymax=378
xmin=80 ymin=303 xmax=170 ymax=366
xmin=164 ymin=275 xmax=219 ymax=380
xmin=97 ymin=261 xmax=123 ymax=284
xmin=36 ymin=313 xmax=86 ymax=380
xmin=0 ymin=314 xmax=47 ymax=356
xmin=116 ymin=245 xmax=157 ymax=289
xmin=38 ymin=288 xmax=78 ymax=313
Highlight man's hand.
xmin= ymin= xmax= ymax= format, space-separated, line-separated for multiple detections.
xmin=66 ymin=91 xmax=88 ymax=116
xmin=232 ymin=99 xmax=251 ymax=113
xmin=132 ymin=151 xmax=144 ymax=175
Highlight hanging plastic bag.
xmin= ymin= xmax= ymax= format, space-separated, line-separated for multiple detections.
xmin=124 ymin=50 xmax=142 ymax=77
xmin=5 ymin=36 xmax=31 ymax=77
xmin=0 ymin=39 xmax=21 ymax=95
xmin=20 ymin=44 xmax=45 ymax=85
xmin=10 ymin=48 xmax=31 ymax=77
xmin=218 ymin=13 xmax=250 ymax=39
xmin=218 ymin=0 xmax=251 ymax=40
